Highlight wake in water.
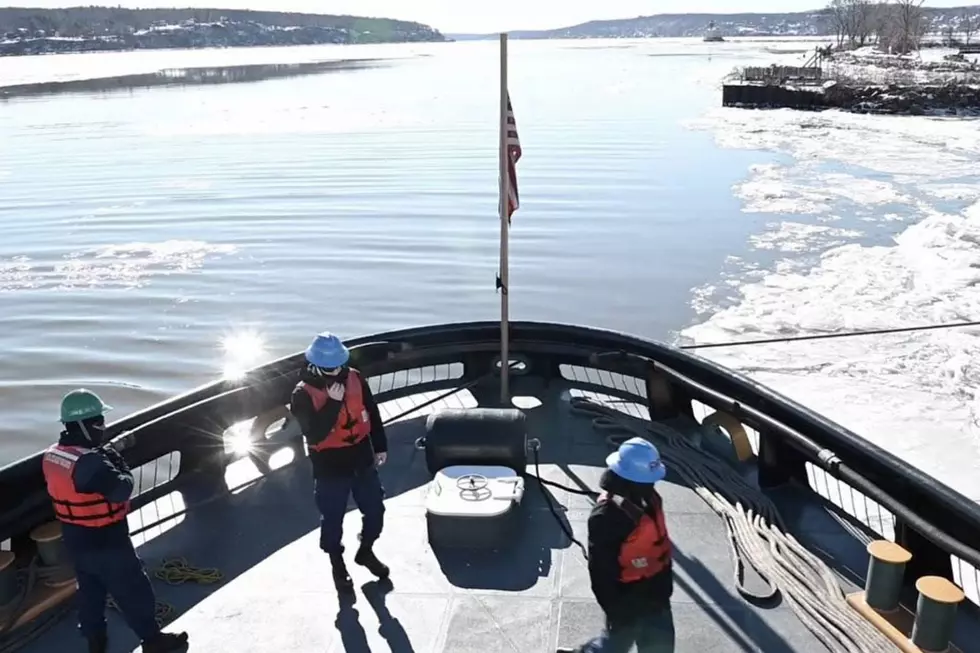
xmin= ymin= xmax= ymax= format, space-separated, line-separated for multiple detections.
xmin=683 ymin=108 xmax=980 ymax=501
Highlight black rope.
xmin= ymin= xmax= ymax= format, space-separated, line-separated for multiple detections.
xmin=528 ymin=446 xmax=592 ymax=560
xmin=681 ymin=319 xmax=980 ymax=351
xmin=0 ymin=557 xmax=74 ymax=653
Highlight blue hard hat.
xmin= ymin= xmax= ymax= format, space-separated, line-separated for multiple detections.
xmin=304 ymin=332 xmax=350 ymax=369
xmin=606 ymin=437 xmax=666 ymax=484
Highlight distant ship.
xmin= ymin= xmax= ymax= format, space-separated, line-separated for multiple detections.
xmin=704 ymin=20 xmax=725 ymax=42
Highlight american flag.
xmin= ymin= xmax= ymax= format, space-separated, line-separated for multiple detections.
xmin=505 ymin=93 xmax=522 ymax=222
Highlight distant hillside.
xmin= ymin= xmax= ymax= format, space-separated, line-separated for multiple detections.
xmin=456 ymin=5 xmax=980 ymax=40
xmin=0 ymin=6 xmax=446 ymax=56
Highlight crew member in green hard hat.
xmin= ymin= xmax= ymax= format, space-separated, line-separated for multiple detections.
xmin=558 ymin=437 xmax=676 ymax=653
xmin=40 ymin=389 xmax=190 ymax=653
xmin=289 ymin=331 xmax=391 ymax=595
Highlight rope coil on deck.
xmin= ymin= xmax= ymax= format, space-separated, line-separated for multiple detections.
xmin=0 ymin=554 xmax=219 ymax=652
xmin=153 ymin=557 xmax=223 ymax=586
xmin=568 ymin=396 xmax=899 ymax=653
xmin=0 ymin=557 xmax=75 ymax=653
xmin=105 ymin=557 xmax=225 ymax=628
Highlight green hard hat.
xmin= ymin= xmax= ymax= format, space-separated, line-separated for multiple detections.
xmin=60 ymin=388 xmax=112 ymax=423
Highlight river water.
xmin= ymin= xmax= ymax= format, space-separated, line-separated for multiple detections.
xmin=1 ymin=38 xmax=979 ymax=504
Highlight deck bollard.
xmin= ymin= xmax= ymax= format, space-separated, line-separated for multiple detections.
xmin=30 ymin=522 xmax=74 ymax=588
xmin=865 ymin=540 xmax=912 ymax=612
xmin=0 ymin=551 xmax=16 ymax=607
xmin=911 ymin=576 xmax=965 ymax=652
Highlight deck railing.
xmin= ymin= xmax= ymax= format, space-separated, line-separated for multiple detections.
xmin=741 ymin=65 xmax=824 ymax=85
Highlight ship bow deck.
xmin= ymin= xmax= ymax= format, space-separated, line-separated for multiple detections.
xmin=16 ymin=379 xmax=980 ymax=652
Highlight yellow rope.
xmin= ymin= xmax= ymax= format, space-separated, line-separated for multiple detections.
xmin=152 ymin=558 xmax=223 ymax=586
xmin=106 ymin=558 xmax=223 ymax=626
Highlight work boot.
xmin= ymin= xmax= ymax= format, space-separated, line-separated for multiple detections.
xmin=556 ymin=648 xmax=577 ymax=653
xmin=354 ymin=542 xmax=389 ymax=579
xmin=330 ymin=553 xmax=354 ymax=594
xmin=141 ymin=631 xmax=189 ymax=653
xmin=87 ymin=632 xmax=108 ymax=653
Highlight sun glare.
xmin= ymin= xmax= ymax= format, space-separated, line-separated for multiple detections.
xmin=224 ymin=420 xmax=255 ymax=456
xmin=220 ymin=328 xmax=267 ymax=380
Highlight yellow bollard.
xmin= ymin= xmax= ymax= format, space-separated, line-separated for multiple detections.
xmin=911 ymin=576 xmax=965 ymax=652
xmin=30 ymin=522 xmax=75 ymax=588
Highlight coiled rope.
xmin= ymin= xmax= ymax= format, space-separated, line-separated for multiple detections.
xmin=106 ymin=557 xmax=224 ymax=627
xmin=0 ymin=554 xmax=219 ymax=653
xmin=566 ymin=396 xmax=898 ymax=653
xmin=0 ymin=557 xmax=79 ymax=653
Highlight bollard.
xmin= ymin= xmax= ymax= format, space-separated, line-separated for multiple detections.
xmin=0 ymin=551 xmax=16 ymax=607
xmin=865 ymin=540 xmax=912 ymax=613
xmin=911 ymin=576 xmax=965 ymax=652
xmin=30 ymin=522 xmax=74 ymax=588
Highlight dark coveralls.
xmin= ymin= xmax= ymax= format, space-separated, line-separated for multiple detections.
xmin=51 ymin=430 xmax=161 ymax=643
xmin=289 ymin=367 xmax=388 ymax=555
xmin=578 ymin=470 xmax=676 ymax=653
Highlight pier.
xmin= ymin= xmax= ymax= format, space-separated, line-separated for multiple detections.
xmin=722 ymin=50 xmax=980 ymax=116
xmin=722 ymin=54 xmax=830 ymax=112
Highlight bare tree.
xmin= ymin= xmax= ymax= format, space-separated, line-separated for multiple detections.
xmin=850 ymin=0 xmax=876 ymax=46
xmin=871 ymin=2 xmax=896 ymax=49
xmin=829 ymin=0 xmax=877 ymax=48
xmin=828 ymin=0 xmax=848 ymax=47
xmin=963 ymin=8 xmax=976 ymax=45
xmin=892 ymin=0 xmax=925 ymax=54
xmin=942 ymin=22 xmax=955 ymax=46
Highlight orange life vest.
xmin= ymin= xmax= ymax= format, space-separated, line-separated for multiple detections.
xmin=300 ymin=369 xmax=371 ymax=452
xmin=600 ymin=491 xmax=672 ymax=583
xmin=41 ymin=445 xmax=131 ymax=528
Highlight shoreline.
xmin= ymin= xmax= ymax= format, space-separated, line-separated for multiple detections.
xmin=0 ymin=58 xmax=392 ymax=99
xmin=0 ymin=34 xmax=448 ymax=58
xmin=726 ymin=45 xmax=980 ymax=116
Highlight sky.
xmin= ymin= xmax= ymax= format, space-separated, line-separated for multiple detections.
xmin=15 ymin=1 xmax=974 ymax=34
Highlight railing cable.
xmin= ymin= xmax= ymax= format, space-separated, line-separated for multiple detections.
xmin=681 ymin=319 xmax=980 ymax=351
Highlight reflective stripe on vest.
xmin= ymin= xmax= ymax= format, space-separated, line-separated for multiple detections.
xmin=300 ymin=369 xmax=371 ymax=452
xmin=41 ymin=445 xmax=131 ymax=528
xmin=599 ymin=492 xmax=672 ymax=583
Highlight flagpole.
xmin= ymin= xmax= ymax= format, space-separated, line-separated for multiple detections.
xmin=498 ymin=32 xmax=510 ymax=404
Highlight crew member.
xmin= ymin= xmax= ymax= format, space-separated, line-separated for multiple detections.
xmin=289 ymin=331 xmax=390 ymax=594
xmin=559 ymin=437 xmax=676 ymax=653
xmin=41 ymin=389 xmax=189 ymax=653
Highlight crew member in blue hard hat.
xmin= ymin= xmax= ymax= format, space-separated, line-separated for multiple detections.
xmin=558 ymin=437 xmax=676 ymax=653
xmin=41 ymin=389 xmax=190 ymax=653
xmin=289 ymin=331 xmax=390 ymax=594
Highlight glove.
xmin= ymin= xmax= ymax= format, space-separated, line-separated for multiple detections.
xmin=103 ymin=446 xmax=130 ymax=472
xmin=374 ymin=452 xmax=387 ymax=467
xmin=326 ymin=382 xmax=345 ymax=401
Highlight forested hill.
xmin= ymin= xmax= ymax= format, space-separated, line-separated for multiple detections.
xmin=0 ymin=6 xmax=447 ymax=56
xmin=449 ymin=5 xmax=980 ymax=40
